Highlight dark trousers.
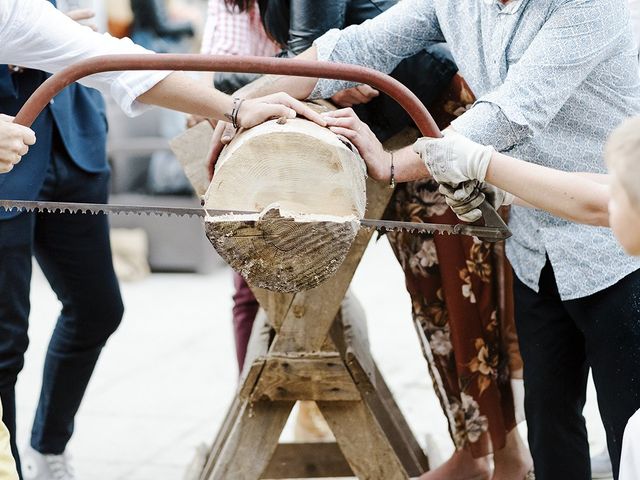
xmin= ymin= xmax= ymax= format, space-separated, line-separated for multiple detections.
xmin=0 ymin=140 xmax=123 ymax=476
xmin=514 ymin=260 xmax=640 ymax=480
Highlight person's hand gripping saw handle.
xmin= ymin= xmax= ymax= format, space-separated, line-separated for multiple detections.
xmin=413 ymin=130 xmax=514 ymax=222
xmin=0 ymin=114 xmax=36 ymax=174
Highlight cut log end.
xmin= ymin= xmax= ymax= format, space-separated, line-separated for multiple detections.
xmin=204 ymin=116 xmax=366 ymax=292
xmin=205 ymin=207 xmax=359 ymax=292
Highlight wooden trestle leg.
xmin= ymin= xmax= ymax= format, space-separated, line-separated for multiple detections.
xmin=200 ymin=132 xmax=430 ymax=479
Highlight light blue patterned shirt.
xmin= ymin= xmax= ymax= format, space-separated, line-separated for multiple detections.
xmin=311 ymin=0 xmax=640 ymax=300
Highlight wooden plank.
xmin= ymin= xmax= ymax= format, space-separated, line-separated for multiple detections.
xmin=238 ymin=310 xmax=272 ymax=400
xmin=202 ymin=311 xmax=273 ymax=477
xmin=317 ymin=401 xmax=409 ymax=480
xmin=208 ymin=401 xmax=295 ymax=480
xmin=339 ymin=292 xmax=376 ymax=386
xmin=169 ymin=121 xmax=214 ymax=197
xmin=262 ymin=442 xmax=354 ymax=479
xmin=200 ymin=396 xmax=243 ymax=480
xmin=339 ymin=332 xmax=429 ymax=474
xmin=251 ymin=354 xmax=360 ymax=402
xmin=338 ymin=350 xmax=428 ymax=475
xmin=334 ymin=297 xmax=430 ymax=475
xmin=251 ymin=288 xmax=296 ymax=333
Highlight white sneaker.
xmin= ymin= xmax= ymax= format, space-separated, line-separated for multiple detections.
xmin=591 ymin=448 xmax=613 ymax=479
xmin=22 ymin=446 xmax=76 ymax=480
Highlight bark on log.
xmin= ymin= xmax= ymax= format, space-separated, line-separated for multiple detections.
xmin=204 ymin=117 xmax=367 ymax=292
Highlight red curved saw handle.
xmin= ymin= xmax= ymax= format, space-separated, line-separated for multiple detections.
xmin=13 ymin=54 xmax=441 ymax=139
xmin=11 ymin=54 xmax=510 ymax=241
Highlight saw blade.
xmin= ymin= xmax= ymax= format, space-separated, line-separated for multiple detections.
xmin=0 ymin=199 xmax=510 ymax=240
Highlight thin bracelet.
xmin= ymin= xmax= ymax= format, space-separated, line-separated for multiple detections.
xmin=224 ymin=97 xmax=245 ymax=129
xmin=388 ymin=150 xmax=396 ymax=189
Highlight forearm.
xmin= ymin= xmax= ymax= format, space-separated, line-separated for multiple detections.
xmin=392 ymin=146 xmax=432 ymax=183
xmin=366 ymin=145 xmax=430 ymax=183
xmin=486 ymin=152 xmax=610 ymax=226
xmin=138 ymin=72 xmax=233 ymax=120
xmin=233 ymin=46 xmax=320 ymax=100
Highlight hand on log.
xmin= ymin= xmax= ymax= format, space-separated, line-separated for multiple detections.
xmin=323 ymin=108 xmax=390 ymax=183
xmin=207 ymin=94 xmax=327 ymax=178
xmin=237 ymin=93 xmax=326 ymax=130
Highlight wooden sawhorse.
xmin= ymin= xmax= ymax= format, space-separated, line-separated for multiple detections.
xmin=198 ymin=168 xmax=430 ymax=479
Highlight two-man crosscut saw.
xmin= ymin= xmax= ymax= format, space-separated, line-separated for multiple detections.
xmin=0 ymin=200 xmax=511 ymax=241
xmin=3 ymin=54 xmax=512 ymax=243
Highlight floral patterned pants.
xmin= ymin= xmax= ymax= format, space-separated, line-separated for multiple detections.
xmin=385 ymin=76 xmax=523 ymax=457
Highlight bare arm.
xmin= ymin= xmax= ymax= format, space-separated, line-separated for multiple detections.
xmin=485 ymin=152 xmax=610 ymax=227
xmin=138 ymin=72 xmax=233 ymax=121
xmin=233 ymin=46 xmax=320 ymax=100
xmin=140 ymin=70 xmax=322 ymax=127
xmin=414 ymin=131 xmax=612 ymax=226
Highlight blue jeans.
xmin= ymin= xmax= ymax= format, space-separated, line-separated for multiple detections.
xmin=0 ymin=137 xmax=123 ymax=477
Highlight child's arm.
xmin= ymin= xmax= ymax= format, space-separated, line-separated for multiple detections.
xmin=414 ymin=131 xmax=611 ymax=227
xmin=486 ymin=152 xmax=610 ymax=226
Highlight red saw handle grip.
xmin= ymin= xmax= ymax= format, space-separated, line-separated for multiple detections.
xmin=13 ymin=54 xmax=441 ymax=138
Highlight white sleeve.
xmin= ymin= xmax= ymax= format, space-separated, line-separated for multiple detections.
xmin=0 ymin=0 xmax=171 ymax=116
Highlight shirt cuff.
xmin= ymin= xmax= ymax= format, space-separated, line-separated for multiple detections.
xmin=111 ymin=70 xmax=171 ymax=117
xmin=310 ymin=29 xmax=345 ymax=99
xmin=450 ymin=100 xmax=531 ymax=152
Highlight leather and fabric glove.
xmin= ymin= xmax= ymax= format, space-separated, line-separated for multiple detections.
xmin=439 ymin=181 xmax=514 ymax=223
xmin=413 ymin=130 xmax=512 ymax=222
xmin=413 ymin=129 xmax=495 ymax=185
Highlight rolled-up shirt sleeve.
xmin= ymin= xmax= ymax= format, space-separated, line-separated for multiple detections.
xmin=452 ymin=0 xmax=628 ymax=151
xmin=0 ymin=0 xmax=170 ymax=116
xmin=310 ymin=0 xmax=444 ymax=98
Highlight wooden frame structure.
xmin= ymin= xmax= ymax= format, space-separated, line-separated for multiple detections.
xmin=198 ymin=162 xmax=430 ymax=479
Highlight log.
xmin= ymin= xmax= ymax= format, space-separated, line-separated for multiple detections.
xmin=204 ymin=116 xmax=367 ymax=292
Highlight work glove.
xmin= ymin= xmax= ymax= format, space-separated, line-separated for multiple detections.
xmin=413 ymin=130 xmax=512 ymax=222
xmin=439 ymin=181 xmax=514 ymax=223
xmin=413 ymin=129 xmax=494 ymax=184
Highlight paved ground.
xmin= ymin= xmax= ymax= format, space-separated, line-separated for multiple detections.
xmin=15 ymin=235 xmax=610 ymax=479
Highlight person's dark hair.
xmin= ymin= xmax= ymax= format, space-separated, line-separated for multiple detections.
xmin=224 ymin=0 xmax=254 ymax=12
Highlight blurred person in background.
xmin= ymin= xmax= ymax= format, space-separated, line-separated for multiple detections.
xmin=0 ymin=6 xmax=122 ymax=478
xmin=129 ymin=0 xmax=198 ymax=194
xmin=0 ymin=1 xmax=322 ymax=478
xmin=130 ymin=0 xmax=195 ymax=52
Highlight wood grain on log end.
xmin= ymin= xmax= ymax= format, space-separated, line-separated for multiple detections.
xmin=205 ymin=207 xmax=359 ymax=292
xmin=204 ymin=117 xmax=366 ymax=292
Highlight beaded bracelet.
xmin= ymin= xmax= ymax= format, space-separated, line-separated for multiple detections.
xmin=224 ymin=97 xmax=245 ymax=129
